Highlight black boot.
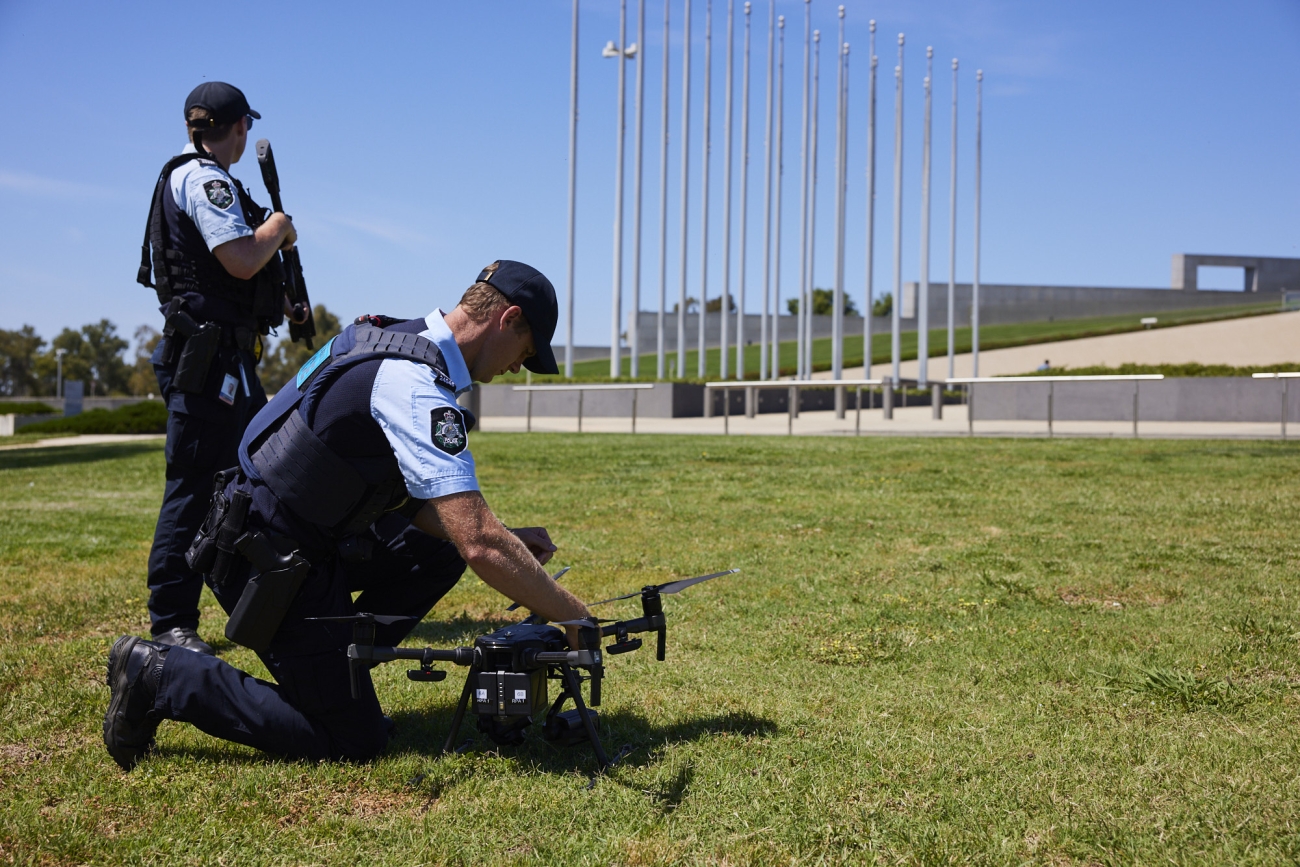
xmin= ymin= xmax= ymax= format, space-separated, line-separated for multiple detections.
xmin=152 ymin=627 xmax=215 ymax=656
xmin=103 ymin=636 xmax=168 ymax=771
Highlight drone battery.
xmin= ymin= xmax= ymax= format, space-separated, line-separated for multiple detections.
xmin=474 ymin=670 xmax=546 ymax=719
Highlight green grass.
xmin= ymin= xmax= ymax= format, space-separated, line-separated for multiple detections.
xmin=1016 ymin=362 xmax=1300 ymax=378
xmin=0 ymin=431 xmax=78 ymax=448
xmin=3 ymin=435 xmax=1300 ymax=863
xmin=503 ymin=299 xmax=1280 ymax=382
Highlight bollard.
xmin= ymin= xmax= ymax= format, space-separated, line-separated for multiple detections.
xmin=931 ymin=382 xmax=942 ymax=420
xmin=723 ymin=387 xmax=730 ymax=435
xmin=788 ymin=385 xmax=796 ymax=435
xmin=883 ymin=378 xmax=894 ymax=420
xmin=746 ymin=386 xmax=756 ymax=418
xmin=967 ymin=384 xmax=974 ymax=436
xmin=1047 ymin=382 xmax=1054 ymax=438
xmin=577 ymin=389 xmax=584 ymax=433
xmin=631 ymin=388 xmax=638 ymax=434
xmin=526 ymin=389 xmax=533 ymax=433
xmin=855 ymin=386 xmax=863 ymax=436
xmin=835 ymin=385 xmax=846 ymax=419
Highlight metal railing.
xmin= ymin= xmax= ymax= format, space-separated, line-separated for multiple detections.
xmin=512 ymin=383 xmax=655 ymax=433
xmin=948 ymin=374 xmax=1164 ymax=438
xmin=704 ymin=380 xmax=887 ymax=435
xmin=704 ymin=374 xmax=1167 ymax=437
xmin=1251 ymin=372 xmax=1300 ymax=439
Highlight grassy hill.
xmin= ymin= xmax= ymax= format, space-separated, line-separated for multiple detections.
xmin=503 ymin=299 xmax=1281 ymax=383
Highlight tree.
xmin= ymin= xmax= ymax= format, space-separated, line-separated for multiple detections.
xmin=129 ymin=325 xmax=162 ymax=396
xmin=671 ymin=297 xmax=700 ymax=315
xmin=785 ymin=288 xmax=859 ymax=317
xmin=79 ymin=319 xmax=131 ymax=395
xmin=705 ymin=293 xmax=737 ymax=313
xmin=872 ymin=292 xmax=892 ymax=318
xmin=256 ymin=304 xmax=344 ymax=393
xmin=0 ymin=325 xmax=45 ymax=396
xmin=30 ymin=321 xmax=131 ymax=397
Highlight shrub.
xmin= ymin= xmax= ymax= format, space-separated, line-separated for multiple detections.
xmin=0 ymin=401 xmax=57 ymax=415
xmin=21 ymin=401 xmax=167 ymax=434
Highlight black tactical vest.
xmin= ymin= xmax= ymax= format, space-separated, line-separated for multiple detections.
xmin=237 ymin=320 xmax=466 ymax=538
xmin=136 ymin=152 xmax=285 ymax=331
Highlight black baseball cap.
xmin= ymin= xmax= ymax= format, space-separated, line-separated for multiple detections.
xmin=477 ymin=260 xmax=559 ymax=375
xmin=184 ymin=82 xmax=260 ymax=128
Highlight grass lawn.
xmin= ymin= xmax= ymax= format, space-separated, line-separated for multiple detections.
xmin=2 ymin=435 xmax=1299 ymax=864
xmin=500 ymin=299 xmax=1282 ymax=382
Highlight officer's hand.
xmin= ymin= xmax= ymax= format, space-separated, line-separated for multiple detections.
xmin=279 ymin=215 xmax=298 ymax=251
xmin=284 ymin=296 xmax=310 ymax=325
xmin=510 ymin=527 xmax=556 ymax=566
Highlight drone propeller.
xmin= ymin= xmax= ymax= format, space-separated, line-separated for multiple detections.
xmin=305 ymin=613 xmax=417 ymax=626
xmin=589 ymin=569 xmax=739 ymax=607
xmin=506 ymin=566 xmax=571 ymax=612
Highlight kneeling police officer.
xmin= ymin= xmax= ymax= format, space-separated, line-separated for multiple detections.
xmin=104 ymin=261 xmax=592 ymax=769
xmin=138 ymin=81 xmax=307 ymax=656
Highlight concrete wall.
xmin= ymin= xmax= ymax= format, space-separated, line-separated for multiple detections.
xmin=475 ymin=383 xmax=706 ymax=419
xmin=1172 ymin=254 xmax=1300 ymax=293
xmin=970 ymin=378 xmax=1300 ymax=423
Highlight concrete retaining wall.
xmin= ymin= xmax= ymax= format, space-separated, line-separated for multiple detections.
xmin=971 ymin=378 xmax=1300 ymax=423
xmin=473 ymin=382 xmax=951 ymax=418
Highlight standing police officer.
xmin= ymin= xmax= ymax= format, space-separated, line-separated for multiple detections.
xmin=104 ymin=261 xmax=593 ymax=769
xmin=137 ymin=82 xmax=305 ymax=655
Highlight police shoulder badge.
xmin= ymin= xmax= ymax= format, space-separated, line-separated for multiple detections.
xmin=203 ymin=179 xmax=235 ymax=210
xmin=431 ymin=407 xmax=468 ymax=455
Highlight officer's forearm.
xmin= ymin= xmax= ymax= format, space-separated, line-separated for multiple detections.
xmin=212 ymin=214 xmax=293 ymax=280
xmin=422 ymin=494 xmax=588 ymax=623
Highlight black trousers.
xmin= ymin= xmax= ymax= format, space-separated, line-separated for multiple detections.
xmin=146 ymin=340 xmax=266 ymax=636
xmin=154 ymin=513 xmax=466 ymax=762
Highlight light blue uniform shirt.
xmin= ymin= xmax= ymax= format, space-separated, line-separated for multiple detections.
xmin=369 ymin=309 xmax=480 ymax=500
xmin=170 ymin=143 xmax=255 ymax=251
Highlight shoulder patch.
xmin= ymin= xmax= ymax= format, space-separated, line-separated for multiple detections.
xmin=431 ymin=407 xmax=468 ymax=455
xmin=203 ymin=179 xmax=235 ymax=210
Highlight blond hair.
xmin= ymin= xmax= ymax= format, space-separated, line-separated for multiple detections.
xmin=456 ymin=271 xmax=530 ymax=333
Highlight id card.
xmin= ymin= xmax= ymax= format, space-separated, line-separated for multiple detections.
xmin=218 ymin=373 xmax=239 ymax=406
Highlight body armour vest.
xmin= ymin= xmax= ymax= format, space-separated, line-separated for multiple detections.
xmin=238 ymin=318 xmax=463 ymax=539
xmin=137 ymin=152 xmax=285 ymax=330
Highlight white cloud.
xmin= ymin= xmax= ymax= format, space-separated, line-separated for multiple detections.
xmin=0 ymin=170 xmax=121 ymax=200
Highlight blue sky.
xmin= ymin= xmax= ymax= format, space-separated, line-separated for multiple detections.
xmin=1 ymin=1 xmax=1296 ymax=353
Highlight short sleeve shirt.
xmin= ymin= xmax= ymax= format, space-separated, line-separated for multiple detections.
xmin=368 ymin=309 xmax=479 ymax=500
xmin=169 ymin=144 xmax=255 ymax=251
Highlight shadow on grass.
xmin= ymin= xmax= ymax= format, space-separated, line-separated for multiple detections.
xmin=0 ymin=441 xmax=161 ymax=470
xmin=388 ymin=703 xmax=777 ymax=774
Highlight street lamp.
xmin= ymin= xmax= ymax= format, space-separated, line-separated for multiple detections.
xmin=604 ymin=7 xmax=638 ymax=379
xmin=55 ymin=348 xmax=67 ymax=399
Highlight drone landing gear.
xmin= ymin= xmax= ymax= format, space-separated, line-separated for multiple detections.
xmin=547 ymin=664 xmax=608 ymax=767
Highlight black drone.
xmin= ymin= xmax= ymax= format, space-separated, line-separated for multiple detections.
xmin=312 ymin=568 xmax=736 ymax=769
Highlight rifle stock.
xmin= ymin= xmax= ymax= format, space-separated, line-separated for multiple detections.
xmin=255 ymin=138 xmax=315 ymax=347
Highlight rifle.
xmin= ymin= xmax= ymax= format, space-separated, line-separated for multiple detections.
xmin=255 ymin=138 xmax=315 ymax=348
